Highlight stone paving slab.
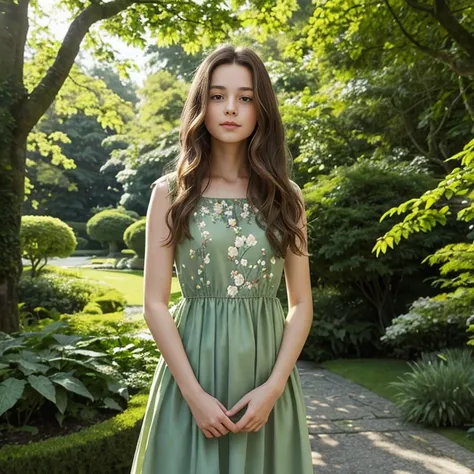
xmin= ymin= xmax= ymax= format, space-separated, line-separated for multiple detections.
xmin=297 ymin=360 xmax=474 ymax=473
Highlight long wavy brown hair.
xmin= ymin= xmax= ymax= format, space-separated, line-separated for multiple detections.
xmin=159 ymin=44 xmax=307 ymax=259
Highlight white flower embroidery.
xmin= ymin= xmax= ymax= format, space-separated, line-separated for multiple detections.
xmin=198 ymin=221 xmax=206 ymax=228
xmin=234 ymin=273 xmax=245 ymax=286
xmin=246 ymin=234 xmax=257 ymax=246
xmin=204 ymin=253 xmax=210 ymax=264
xmin=241 ymin=258 xmax=248 ymax=266
xmin=227 ymin=285 xmax=238 ymax=297
xmin=228 ymin=246 xmax=238 ymax=258
xmin=270 ymin=256 xmax=276 ymax=264
xmin=228 ymin=218 xmax=237 ymax=227
xmin=235 ymin=236 xmax=246 ymax=248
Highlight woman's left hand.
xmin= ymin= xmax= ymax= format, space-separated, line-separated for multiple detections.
xmin=225 ymin=382 xmax=283 ymax=433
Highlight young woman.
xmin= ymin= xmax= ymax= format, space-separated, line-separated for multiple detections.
xmin=130 ymin=44 xmax=314 ymax=474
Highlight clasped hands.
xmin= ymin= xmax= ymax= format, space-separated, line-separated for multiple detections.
xmin=186 ymin=382 xmax=283 ymax=439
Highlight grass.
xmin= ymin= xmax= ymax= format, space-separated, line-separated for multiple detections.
xmin=321 ymin=358 xmax=474 ymax=453
xmin=70 ymin=268 xmax=182 ymax=306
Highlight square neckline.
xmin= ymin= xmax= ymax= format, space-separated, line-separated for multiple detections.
xmin=199 ymin=195 xmax=249 ymax=201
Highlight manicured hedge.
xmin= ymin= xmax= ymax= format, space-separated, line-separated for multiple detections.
xmin=0 ymin=391 xmax=148 ymax=474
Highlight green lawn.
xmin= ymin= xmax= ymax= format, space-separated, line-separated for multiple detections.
xmin=72 ymin=268 xmax=182 ymax=306
xmin=322 ymin=358 xmax=474 ymax=453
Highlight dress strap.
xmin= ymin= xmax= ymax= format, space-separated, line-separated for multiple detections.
xmin=164 ymin=171 xmax=178 ymax=204
xmin=150 ymin=170 xmax=178 ymax=204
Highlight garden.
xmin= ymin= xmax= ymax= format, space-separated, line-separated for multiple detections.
xmin=2 ymin=0 xmax=474 ymax=472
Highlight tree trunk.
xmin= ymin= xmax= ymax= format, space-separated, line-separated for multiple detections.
xmin=0 ymin=1 xmax=29 ymax=334
xmin=0 ymin=136 xmax=27 ymax=334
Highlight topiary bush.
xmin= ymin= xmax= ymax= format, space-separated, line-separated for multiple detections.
xmin=123 ymin=218 xmax=146 ymax=269
xmin=390 ymin=347 xmax=474 ymax=428
xmin=21 ymin=216 xmax=77 ymax=276
xmin=87 ymin=210 xmax=136 ymax=256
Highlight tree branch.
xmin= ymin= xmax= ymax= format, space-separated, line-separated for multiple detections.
xmin=432 ymin=0 xmax=474 ymax=59
xmin=384 ymin=0 xmax=474 ymax=78
xmin=21 ymin=0 xmax=158 ymax=135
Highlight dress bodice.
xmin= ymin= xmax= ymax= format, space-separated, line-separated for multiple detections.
xmin=174 ymin=196 xmax=285 ymax=299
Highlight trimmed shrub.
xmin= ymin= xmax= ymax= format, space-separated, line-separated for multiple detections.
xmin=124 ymin=219 xmax=146 ymax=259
xmin=390 ymin=347 xmax=474 ymax=428
xmin=21 ymin=216 xmax=77 ymax=276
xmin=87 ymin=210 xmax=136 ymax=255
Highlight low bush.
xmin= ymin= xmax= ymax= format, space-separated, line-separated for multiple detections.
xmin=381 ymin=288 xmax=473 ymax=359
xmin=302 ymin=286 xmax=382 ymax=362
xmin=390 ymin=347 xmax=474 ymax=428
xmin=19 ymin=267 xmax=126 ymax=318
xmin=0 ymin=314 xmax=158 ymax=473
xmin=0 ymin=316 xmax=159 ymax=432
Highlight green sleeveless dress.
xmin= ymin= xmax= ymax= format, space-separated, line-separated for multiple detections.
xmin=130 ymin=173 xmax=313 ymax=474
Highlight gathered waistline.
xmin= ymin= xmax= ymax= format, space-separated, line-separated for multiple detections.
xmin=181 ymin=295 xmax=279 ymax=300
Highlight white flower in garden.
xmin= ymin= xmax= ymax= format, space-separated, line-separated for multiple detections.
xmin=234 ymin=273 xmax=245 ymax=286
xmin=227 ymin=285 xmax=238 ymax=297
xmin=228 ymin=246 xmax=238 ymax=258
xmin=246 ymin=234 xmax=257 ymax=246
xmin=235 ymin=236 xmax=246 ymax=247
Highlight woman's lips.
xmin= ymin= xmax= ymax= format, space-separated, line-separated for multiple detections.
xmin=221 ymin=124 xmax=240 ymax=129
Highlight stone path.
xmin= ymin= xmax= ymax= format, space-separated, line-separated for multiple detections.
xmin=297 ymin=360 xmax=474 ymax=474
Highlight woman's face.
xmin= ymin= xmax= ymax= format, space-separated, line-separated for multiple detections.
xmin=204 ymin=63 xmax=257 ymax=144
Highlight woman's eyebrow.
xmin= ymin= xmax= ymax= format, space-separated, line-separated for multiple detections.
xmin=209 ymin=85 xmax=254 ymax=92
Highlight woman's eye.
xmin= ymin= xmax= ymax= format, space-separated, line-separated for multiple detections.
xmin=210 ymin=95 xmax=253 ymax=102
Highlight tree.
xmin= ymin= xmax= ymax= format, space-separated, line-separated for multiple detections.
xmin=0 ymin=0 xmax=298 ymax=333
xmin=305 ymin=161 xmax=464 ymax=331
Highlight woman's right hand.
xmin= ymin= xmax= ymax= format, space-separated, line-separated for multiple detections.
xmin=185 ymin=390 xmax=240 ymax=438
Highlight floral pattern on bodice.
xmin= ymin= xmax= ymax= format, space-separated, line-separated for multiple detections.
xmin=174 ymin=197 xmax=284 ymax=298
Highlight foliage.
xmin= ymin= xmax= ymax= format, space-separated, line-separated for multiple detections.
xmin=304 ymin=161 xmax=462 ymax=330
xmin=381 ymin=288 xmax=473 ymax=359
xmin=20 ymin=216 xmax=77 ymax=276
xmin=374 ymin=138 xmax=474 ymax=256
xmin=302 ymin=286 xmax=381 ymax=362
xmin=86 ymin=209 xmax=136 ymax=254
xmin=389 ymin=347 xmax=474 ymax=428
xmin=0 ymin=391 xmax=148 ymax=474
xmin=109 ymin=127 xmax=180 ymax=215
xmin=0 ymin=317 xmax=160 ymax=432
xmin=124 ymin=219 xmax=146 ymax=259
xmin=19 ymin=268 xmax=126 ymax=317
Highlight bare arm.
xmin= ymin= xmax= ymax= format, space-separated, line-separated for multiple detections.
xmin=266 ymin=183 xmax=313 ymax=395
xmin=143 ymin=176 xmax=202 ymax=401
